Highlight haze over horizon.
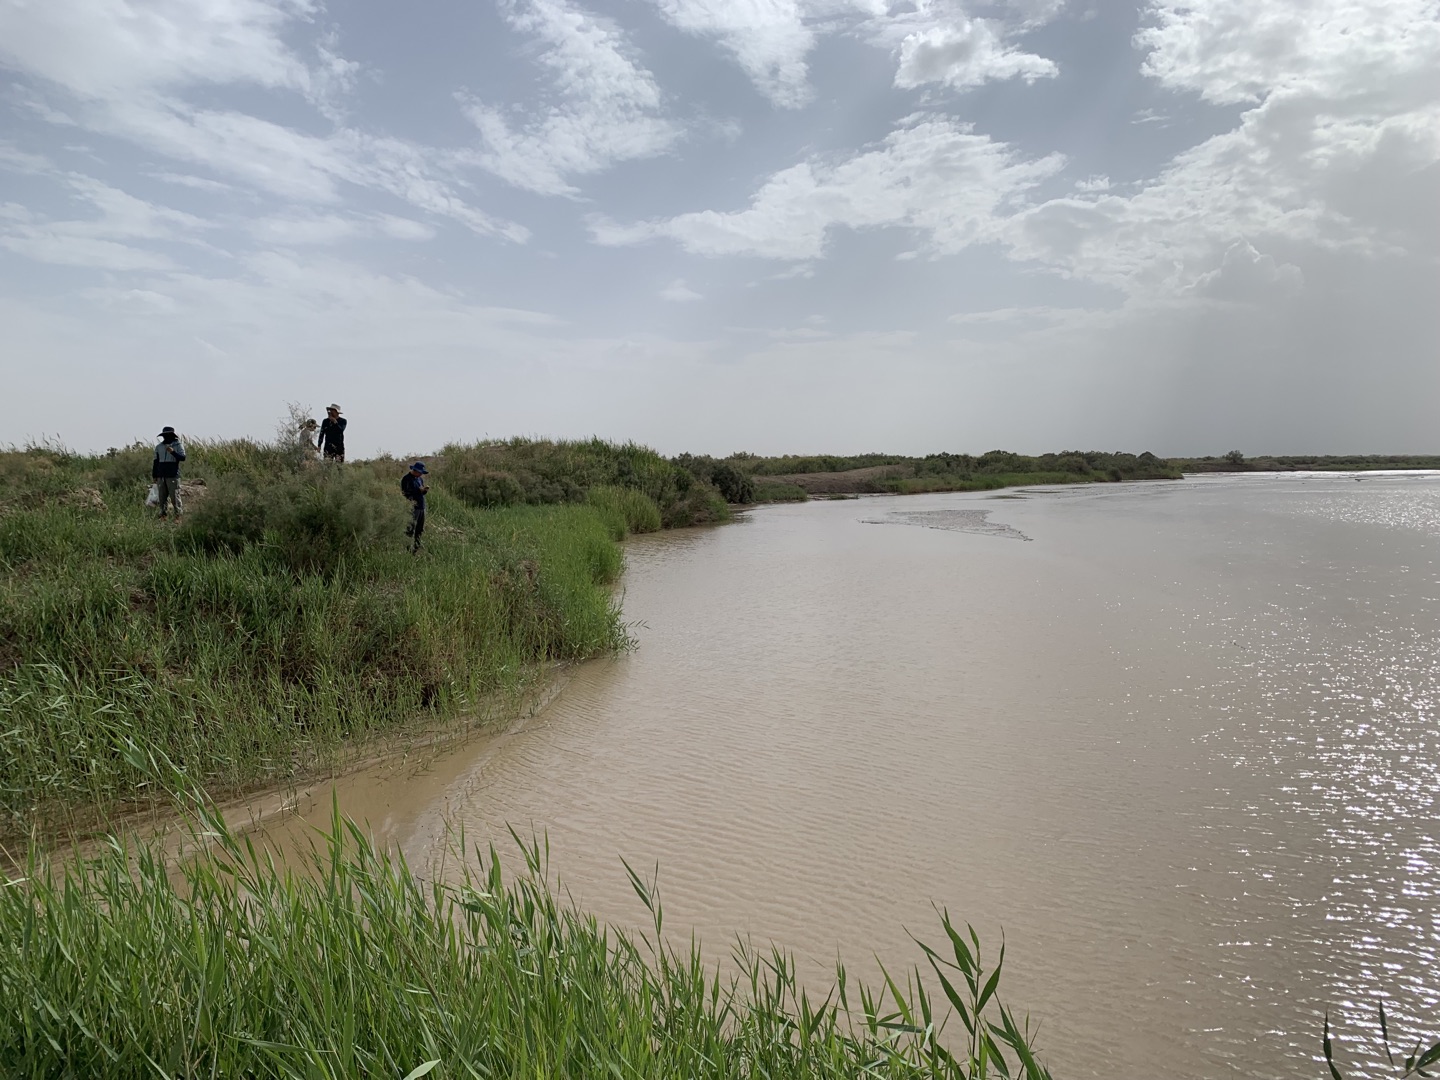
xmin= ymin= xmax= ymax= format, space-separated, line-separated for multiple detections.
xmin=1 ymin=0 xmax=1437 ymax=459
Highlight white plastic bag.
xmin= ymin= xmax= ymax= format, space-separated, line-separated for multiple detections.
xmin=145 ymin=483 xmax=160 ymax=507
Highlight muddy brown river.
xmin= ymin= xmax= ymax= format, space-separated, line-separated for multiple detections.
xmin=259 ymin=473 xmax=1440 ymax=1079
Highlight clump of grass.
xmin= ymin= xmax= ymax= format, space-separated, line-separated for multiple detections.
xmin=588 ymin=485 xmax=663 ymax=539
xmin=0 ymin=807 xmax=1052 ymax=1079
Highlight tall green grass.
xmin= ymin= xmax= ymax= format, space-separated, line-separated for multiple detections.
xmin=0 ymin=445 xmax=631 ymax=838
xmin=0 ymin=807 xmax=1052 ymax=1079
xmin=587 ymin=485 xmax=663 ymax=539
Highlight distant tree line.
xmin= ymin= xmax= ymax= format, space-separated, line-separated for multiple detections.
xmin=1174 ymin=453 xmax=1440 ymax=472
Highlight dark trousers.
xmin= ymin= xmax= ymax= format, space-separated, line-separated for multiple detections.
xmin=408 ymin=502 xmax=426 ymax=547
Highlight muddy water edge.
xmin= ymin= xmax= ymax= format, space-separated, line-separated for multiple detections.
xmin=254 ymin=473 xmax=1440 ymax=1080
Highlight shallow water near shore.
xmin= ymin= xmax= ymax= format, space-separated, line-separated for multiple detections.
xmin=260 ymin=472 xmax=1440 ymax=1080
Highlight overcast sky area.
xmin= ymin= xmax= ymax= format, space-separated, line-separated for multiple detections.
xmin=1 ymin=0 xmax=1437 ymax=458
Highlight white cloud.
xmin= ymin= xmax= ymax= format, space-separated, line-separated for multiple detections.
xmin=0 ymin=0 xmax=527 ymax=240
xmin=248 ymin=211 xmax=438 ymax=247
xmin=249 ymin=213 xmax=362 ymax=246
xmin=857 ymin=1 xmax=1057 ymax=93
xmin=594 ymin=116 xmax=1064 ymax=259
xmin=1184 ymin=239 xmax=1304 ymax=301
xmin=893 ymin=17 xmax=1057 ymax=90
xmin=948 ymin=305 xmax=1085 ymax=325
xmin=650 ymin=0 xmax=1059 ymax=106
xmin=1136 ymin=0 xmax=1440 ymax=107
xmin=148 ymin=170 xmax=243 ymax=194
xmin=1000 ymin=0 xmax=1440 ymax=295
xmin=460 ymin=0 xmax=680 ymax=196
xmin=659 ymin=278 xmax=702 ymax=301
xmin=378 ymin=216 xmax=437 ymax=242
xmin=0 ymin=141 xmax=54 ymax=173
xmin=0 ymin=0 xmax=316 ymax=99
xmin=0 ymin=233 xmax=178 ymax=271
xmin=0 ymin=172 xmax=207 ymax=271
xmin=649 ymin=0 xmax=818 ymax=108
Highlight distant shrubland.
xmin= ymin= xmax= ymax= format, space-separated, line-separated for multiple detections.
xmin=437 ymin=438 xmax=730 ymax=526
xmin=1173 ymin=452 xmax=1440 ymax=472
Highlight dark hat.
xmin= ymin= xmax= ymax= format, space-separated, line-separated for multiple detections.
xmin=409 ymin=461 xmax=428 ymax=474
xmin=158 ymin=426 xmax=177 ymax=438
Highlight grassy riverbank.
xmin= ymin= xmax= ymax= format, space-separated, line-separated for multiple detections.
xmin=0 ymin=806 xmax=1052 ymax=1079
xmin=0 ymin=437 xmax=698 ymax=839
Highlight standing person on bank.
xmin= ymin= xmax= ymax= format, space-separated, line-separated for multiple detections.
xmin=316 ymin=404 xmax=346 ymax=462
xmin=401 ymin=461 xmax=428 ymax=553
xmin=152 ymin=426 xmax=187 ymax=521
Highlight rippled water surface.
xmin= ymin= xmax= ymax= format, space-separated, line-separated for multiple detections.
xmin=267 ymin=473 xmax=1440 ymax=1079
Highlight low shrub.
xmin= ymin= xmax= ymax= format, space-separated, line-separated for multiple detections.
xmin=445 ymin=461 xmax=527 ymax=508
xmin=181 ymin=465 xmax=407 ymax=571
xmin=708 ymin=461 xmax=756 ymax=504
xmin=662 ymin=486 xmax=730 ymax=528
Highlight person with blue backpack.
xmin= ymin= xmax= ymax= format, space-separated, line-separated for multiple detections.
xmin=401 ymin=461 xmax=428 ymax=553
xmin=152 ymin=425 xmax=187 ymax=520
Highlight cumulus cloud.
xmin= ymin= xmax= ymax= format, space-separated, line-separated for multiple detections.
xmin=460 ymin=0 xmax=680 ymax=196
xmin=1184 ymin=240 xmax=1304 ymax=301
xmin=1136 ymin=0 xmax=1440 ymax=107
xmin=858 ymin=0 xmax=1058 ymax=93
xmin=593 ymin=115 xmax=1064 ymax=259
xmin=893 ymin=17 xmax=1057 ymax=90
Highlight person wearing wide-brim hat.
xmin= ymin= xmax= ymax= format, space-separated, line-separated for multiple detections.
xmin=401 ymin=461 xmax=429 ymax=553
xmin=316 ymin=403 xmax=347 ymax=462
xmin=152 ymin=425 xmax=187 ymax=520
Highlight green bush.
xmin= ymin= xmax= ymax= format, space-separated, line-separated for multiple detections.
xmin=445 ymin=462 xmax=527 ymax=508
xmin=708 ymin=462 xmax=755 ymax=504
xmin=662 ymin=486 xmax=730 ymax=528
xmin=438 ymin=438 xmax=721 ymax=520
xmin=181 ymin=466 xmax=407 ymax=571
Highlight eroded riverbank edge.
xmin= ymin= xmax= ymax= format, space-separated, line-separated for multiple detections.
xmin=9 ymin=662 xmax=589 ymax=873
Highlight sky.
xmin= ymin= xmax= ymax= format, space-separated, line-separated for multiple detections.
xmin=1 ymin=0 xmax=1437 ymax=458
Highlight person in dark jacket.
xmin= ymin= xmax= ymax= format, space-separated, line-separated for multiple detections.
xmin=401 ymin=461 xmax=428 ymax=553
xmin=316 ymin=404 xmax=346 ymax=461
xmin=152 ymin=426 xmax=187 ymax=520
